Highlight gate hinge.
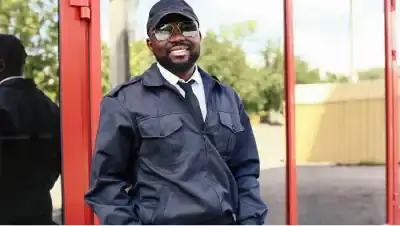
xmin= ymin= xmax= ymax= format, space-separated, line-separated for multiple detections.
xmin=69 ymin=0 xmax=91 ymax=20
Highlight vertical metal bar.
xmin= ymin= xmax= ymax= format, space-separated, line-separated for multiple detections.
xmin=384 ymin=0 xmax=397 ymax=224
xmin=89 ymin=0 xmax=102 ymax=150
xmin=59 ymin=2 xmax=93 ymax=224
xmin=390 ymin=0 xmax=399 ymax=223
xmin=349 ymin=0 xmax=358 ymax=83
xmin=283 ymin=0 xmax=298 ymax=224
xmin=349 ymin=0 xmax=353 ymax=81
xmin=88 ymin=0 xmax=102 ymax=222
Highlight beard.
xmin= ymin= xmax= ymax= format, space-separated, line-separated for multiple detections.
xmin=155 ymin=50 xmax=200 ymax=75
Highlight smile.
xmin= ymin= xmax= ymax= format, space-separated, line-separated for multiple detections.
xmin=170 ymin=49 xmax=189 ymax=57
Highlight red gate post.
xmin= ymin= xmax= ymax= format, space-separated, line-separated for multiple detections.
xmin=384 ymin=0 xmax=398 ymax=224
xmin=389 ymin=0 xmax=399 ymax=223
xmin=88 ymin=0 xmax=102 ymax=224
xmin=392 ymin=0 xmax=399 ymax=222
xmin=59 ymin=0 xmax=97 ymax=224
xmin=283 ymin=0 xmax=298 ymax=224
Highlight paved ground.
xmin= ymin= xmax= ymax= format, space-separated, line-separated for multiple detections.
xmin=261 ymin=165 xmax=386 ymax=225
xmin=252 ymin=124 xmax=285 ymax=167
xmin=50 ymin=124 xmax=389 ymax=225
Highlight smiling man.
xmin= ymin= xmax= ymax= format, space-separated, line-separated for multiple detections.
xmin=84 ymin=0 xmax=267 ymax=224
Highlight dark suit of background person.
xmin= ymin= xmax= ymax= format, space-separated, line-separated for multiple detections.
xmin=85 ymin=0 xmax=268 ymax=225
xmin=0 ymin=34 xmax=61 ymax=225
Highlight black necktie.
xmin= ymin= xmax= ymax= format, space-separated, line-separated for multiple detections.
xmin=178 ymin=80 xmax=204 ymax=129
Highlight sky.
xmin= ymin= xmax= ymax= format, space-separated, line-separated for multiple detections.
xmin=100 ymin=0 xmax=400 ymax=74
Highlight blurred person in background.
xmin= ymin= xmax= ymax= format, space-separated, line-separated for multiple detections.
xmin=85 ymin=0 xmax=267 ymax=224
xmin=0 ymin=33 xmax=61 ymax=224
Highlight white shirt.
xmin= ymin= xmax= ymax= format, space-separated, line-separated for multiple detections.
xmin=157 ymin=63 xmax=207 ymax=121
xmin=0 ymin=76 xmax=23 ymax=85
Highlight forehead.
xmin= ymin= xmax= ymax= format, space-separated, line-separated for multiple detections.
xmin=157 ymin=13 xmax=192 ymax=25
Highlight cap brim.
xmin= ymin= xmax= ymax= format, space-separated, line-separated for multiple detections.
xmin=150 ymin=11 xmax=196 ymax=31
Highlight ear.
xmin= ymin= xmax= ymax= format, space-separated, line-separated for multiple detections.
xmin=0 ymin=59 xmax=5 ymax=73
xmin=146 ymin=38 xmax=153 ymax=52
xmin=199 ymin=31 xmax=202 ymax=40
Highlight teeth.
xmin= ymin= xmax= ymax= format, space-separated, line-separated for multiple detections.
xmin=170 ymin=49 xmax=187 ymax=56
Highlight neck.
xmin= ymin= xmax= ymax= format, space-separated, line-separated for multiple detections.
xmin=176 ymin=65 xmax=196 ymax=81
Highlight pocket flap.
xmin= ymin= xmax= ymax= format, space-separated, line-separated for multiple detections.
xmin=218 ymin=112 xmax=244 ymax=133
xmin=138 ymin=115 xmax=183 ymax=138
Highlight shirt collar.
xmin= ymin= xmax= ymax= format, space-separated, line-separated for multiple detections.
xmin=157 ymin=63 xmax=203 ymax=86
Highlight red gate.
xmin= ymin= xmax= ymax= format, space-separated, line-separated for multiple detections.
xmin=283 ymin=0 xmax=399 ymax=224
xmin=59 ymin=0 xmax=101 ymax=224
xmin=59 ymin=0 xmax=399 ymax=224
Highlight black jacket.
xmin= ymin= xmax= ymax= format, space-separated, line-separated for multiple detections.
xmin=85 ymin=64 xmax=268 ymax=225
xmin=0 ymin=78 xmax=61 ymax=224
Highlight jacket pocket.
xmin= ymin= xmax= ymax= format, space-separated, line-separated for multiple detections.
xmin=138 ymin=114 xmax=187 ymax=171
xmin=216 ymin=112 xmax=245 ymax=160
xmin=219 ymin=112 xmax=244 ymax=133
xmin=138 ymin=115 xmax=183 ymax=139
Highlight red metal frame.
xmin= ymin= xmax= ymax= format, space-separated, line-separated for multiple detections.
xmin=58 ymin=0 xmax=400 ymax=224
xmin=283 ymin=0 xmax=298 ymax=224
xmin=384 ymin=0 xmax=399 ymax=224
xmin=59 ymin=0 xmax=101 ymax=224
xmin=284 ymin=0 xmax=400 ymax=224
xmin=88 ymin=0 xmax=102 ymax=224
xmin=88 ymin=0 xmax=102 ymax=195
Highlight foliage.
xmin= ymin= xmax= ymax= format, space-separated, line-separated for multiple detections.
xmin=101 ymin=42 xmax=111 ymax=94
xmin=325 ymin=72 xmax=349 ymax=83
xmin=358 ymin=68 xmax=384 ymax=80
xmin=1 ymin=0 xmax=59 ymax=101
xmin=128 ymin=40 xmax=154 ymax=77
xmin=3 ymin=1 xmax=365 ymax=114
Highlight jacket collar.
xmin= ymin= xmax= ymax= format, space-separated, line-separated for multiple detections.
xmin=0 ymin=76 xmax=24 ymax=86
xmin=0 ymin=77 xmax=35 ymax=88
xmin=142 ymin=63 xmax=221 ymax=89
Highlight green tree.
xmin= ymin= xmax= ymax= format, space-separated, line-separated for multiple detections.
xmin=256 ymin=40 xmax=326 ymax=113
xmin=198 ymin=31 xmax=249 ymax=91
xmin=129 ymin=40 xmax=154 ymax=76
xmin=295 ymin=58 xmax=321 ymax=84
xmin=358 ymin=68 xmax=384 ymax=80
xmin=0 ymin=0 xmax=59 ymax=102
xmin=258 ymin=41 xmax=284 ymax=112
xmin=325 ymin=72 xmax=349 ymax=83
xmin=197 ymin=21 xmax=261 ymax=112
xmin=101 ymin=42 xmax=111 ymax=95
xmin=100 ymin=40 xmax=154 ymax=95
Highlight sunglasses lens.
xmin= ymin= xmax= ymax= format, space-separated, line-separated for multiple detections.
xmin=154 ymin=24 xmax=173 ymax=41
xmin=180 ymin=21 xmax=198 ymax=37
xmin=153 ymin=21 xmax=198 ymax=40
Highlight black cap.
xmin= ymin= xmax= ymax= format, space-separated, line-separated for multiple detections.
xmin=0 ymin=34 xmax=27 ymax=63
xmin=146 ymin=0 xmax=199 ymax=35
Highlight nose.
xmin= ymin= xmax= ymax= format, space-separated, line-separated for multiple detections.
xmin=168 ymin=26 xmax=185 ymax=42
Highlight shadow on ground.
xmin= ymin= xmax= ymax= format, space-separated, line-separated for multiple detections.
xmin=262 ymin=165 xmax=386 ymax=225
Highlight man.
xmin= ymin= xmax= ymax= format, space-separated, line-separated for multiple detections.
xmin=85 ymin=0 xmax=267 ymax=224
xmin=0 ymin=34 xmax=61 ymax=224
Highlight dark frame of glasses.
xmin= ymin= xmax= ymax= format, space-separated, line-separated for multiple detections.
xmin=151 ymin=21 xmax=199 ymax=41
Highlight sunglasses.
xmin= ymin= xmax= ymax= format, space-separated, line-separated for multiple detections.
xmin=153 ymin=21 xmax=199 ymax=41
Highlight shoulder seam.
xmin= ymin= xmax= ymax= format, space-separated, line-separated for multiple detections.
xmin=107 ymin=75 xmax=142 ymax=97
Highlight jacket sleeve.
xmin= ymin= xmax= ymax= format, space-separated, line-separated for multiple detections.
xmin=230 ymin=96 xmax=268 ymax=225
xmin=84 ymin=96 xmax=140 ymax=224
